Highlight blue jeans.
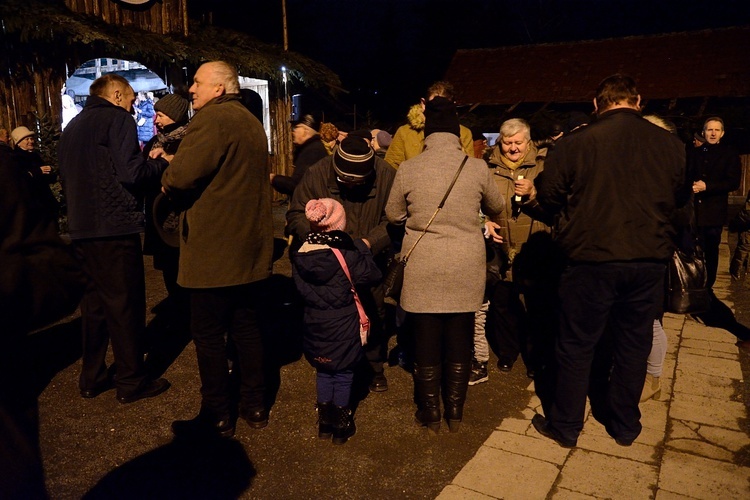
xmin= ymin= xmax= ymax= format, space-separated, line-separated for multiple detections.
xmin=548 ymin=261 xmax=665 ymax=443
xmin=316 ymin=370 xmax=354 ymax=407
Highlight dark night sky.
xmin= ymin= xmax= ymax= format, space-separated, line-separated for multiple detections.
xmin=190 ymin=0 xmax=750 ymax=125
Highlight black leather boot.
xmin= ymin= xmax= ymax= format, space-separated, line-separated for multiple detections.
xmin=332 ymin=405 xmax=356 ymax=445
xmin=413 ymin=363 xmax=441 ymax=434
xmin=317 ymin=401 xmax=334 ymax=440
xmin=443 ymin=361 xmax=470 ymax=433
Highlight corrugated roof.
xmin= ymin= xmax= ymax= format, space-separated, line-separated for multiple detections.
xmin=445 ymin=26 xmax=750 ymax=106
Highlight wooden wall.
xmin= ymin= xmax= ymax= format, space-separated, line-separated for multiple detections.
xmin=1 ymin=0 xmax=294 ymax=202
xmin=64 ymin=0 xmax=188 ymax=36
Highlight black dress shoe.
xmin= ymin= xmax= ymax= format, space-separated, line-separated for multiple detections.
xmin=604 ymin=423 xmax=635 ymax=446
xmin=80 ymin=381 xmax=114 ymax=399
xmin=241 ymin=408 xmax=269 ymax=429
xmin=532 ymin=414 xmax=576 ymax=448
xmin=369 ymin=372 xmax=388 ymax=392
xmin=116 ymin=378 xmax=171 ymax=404
xmin=172 ymin=414 xmax=235 ymax=439
xmin=497 ymin=361 xmax=513 ymax=373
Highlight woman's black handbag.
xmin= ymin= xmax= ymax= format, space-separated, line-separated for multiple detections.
xmin=383 ymin=256 xmax=406 ymax=300
xmin=664 ymin=247 xmax=711 ymax=315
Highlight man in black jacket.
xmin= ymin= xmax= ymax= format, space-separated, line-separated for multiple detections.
xmin=527 ymin=74 xmax=686 ymax=448
xmin=59 ymin=74 xmax=171 ymax=404
xmin=689 ymin=116 xmax=741 ymax=290
xmin=271 ymin=114 xmax=328 ymax=197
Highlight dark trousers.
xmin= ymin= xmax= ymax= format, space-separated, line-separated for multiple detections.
xmin=730 ymin=229 xmax=750 ymax=277
xmin=411 ymin=312 xmax=474 ymax=367
xmin=697 ymin=225 xmax=722 ymax=289
xmin=548 ymin=262 xmax=665 ymax=443
xmin=362 ymin=282 xmax=388 ymax=373
xmin=75 ymin=235 xmax=147 ymax=395
xmin=487 ymin=281 xmax=528 ymax=366
xmin=190 ymin=281 xmax=266 ymax=420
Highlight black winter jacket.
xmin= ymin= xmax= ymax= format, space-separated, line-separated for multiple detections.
xmin=271 ymin=135 xmax=328 ymax=196
xmin=286 ymin=156 xmax=396 ymax=257
xmin=538 ymin=108 xmax=687 ymax=263
xmin=292 ymin=233 xmax=382 ymax=372
xmin=688 ymin=142 xmax=741 ymax=227
xmin=58 ymin=94 xmax=168 ymax=240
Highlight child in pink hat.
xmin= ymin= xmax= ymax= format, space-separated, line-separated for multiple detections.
xmin=291 ymin=198 xmax=381 ymax=444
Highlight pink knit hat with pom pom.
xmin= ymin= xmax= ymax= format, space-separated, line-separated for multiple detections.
xmin=305 ymin=198 xmax=347 ymax=232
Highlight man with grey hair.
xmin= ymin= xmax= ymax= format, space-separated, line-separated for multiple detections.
xmin=160 ymin=61 xmax=275 ymax=438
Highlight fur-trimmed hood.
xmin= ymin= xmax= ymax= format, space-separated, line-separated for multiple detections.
xmin=406 ymin=104 xmax=425 ymax=131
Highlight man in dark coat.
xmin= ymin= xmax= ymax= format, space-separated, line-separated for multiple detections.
xmin=687 ymin=117 xmax=750 ymax=346
xmin=271 ymin=113 xmax=328 ymax=197
xmin=286 ymin=137 xmax=396 ymax=392
xmin=527 ymin=74 xmax=686 ymax=448
xmin=689 ymin=116 xmax=741 ymax=290
xmin=58 ymin=73 xmax=171 ymax=404
xmin=163 ymin=61 xmax=274 ymax=438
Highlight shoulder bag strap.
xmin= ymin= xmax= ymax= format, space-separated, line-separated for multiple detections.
xmin=331 ymin=248 xmax=370 ymax=345
xmin=403 ymin=155 xmax=469 ymax=261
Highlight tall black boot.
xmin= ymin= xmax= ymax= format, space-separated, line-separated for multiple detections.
xmin=413 ymin=363 xmax=441 ymax=434
xmin=332 ymin=405 xmax=356 ymax=445
xmin=316 ymin=401 xmax=334 ymax=440
xmin=443 ymin=362 xmax=470 ymax=433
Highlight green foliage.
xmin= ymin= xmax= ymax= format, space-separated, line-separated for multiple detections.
xmin=32 ymin=109 xmax=66 ymax=232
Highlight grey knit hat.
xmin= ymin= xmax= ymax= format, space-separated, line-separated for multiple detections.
xmin=154 ymin=94 xmax=189 ymax=125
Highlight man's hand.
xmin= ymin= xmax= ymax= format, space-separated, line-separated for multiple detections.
xmin=484 ymin=221 xmax=504 ymax=244
xmin=692 ymin=180 xmax=706 ymax=193
xmin=40 ymin=165 xmax=52 ymax=174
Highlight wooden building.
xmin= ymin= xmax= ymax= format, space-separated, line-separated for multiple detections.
xmin=0 ymin=0 xmax=342 ymax=193
xmin=444 ymin=26 xmax=750 ymax=199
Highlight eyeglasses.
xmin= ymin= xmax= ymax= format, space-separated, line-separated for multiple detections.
xmin=336 ymin=175 xmax=369 ymax=187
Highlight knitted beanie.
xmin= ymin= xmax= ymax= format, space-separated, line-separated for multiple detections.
xmin=376 ymin=130 xmax=392 ymax=149
xmin=154 ymin=94 xmax=190 ymax=125
xmin=333 ymin=137 xmax=375 ymax=183
xmin=423 ymin=96 xmax=460 ymax=138
xmin=305 ymin=198 xmax=347 ymax=232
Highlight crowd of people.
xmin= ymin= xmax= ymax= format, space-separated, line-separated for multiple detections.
xmin=2 ymin=60 xmax=749 ymax=496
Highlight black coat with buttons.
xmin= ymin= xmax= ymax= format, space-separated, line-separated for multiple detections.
xmin=688 ymin=142 xmax=741 ymax=227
